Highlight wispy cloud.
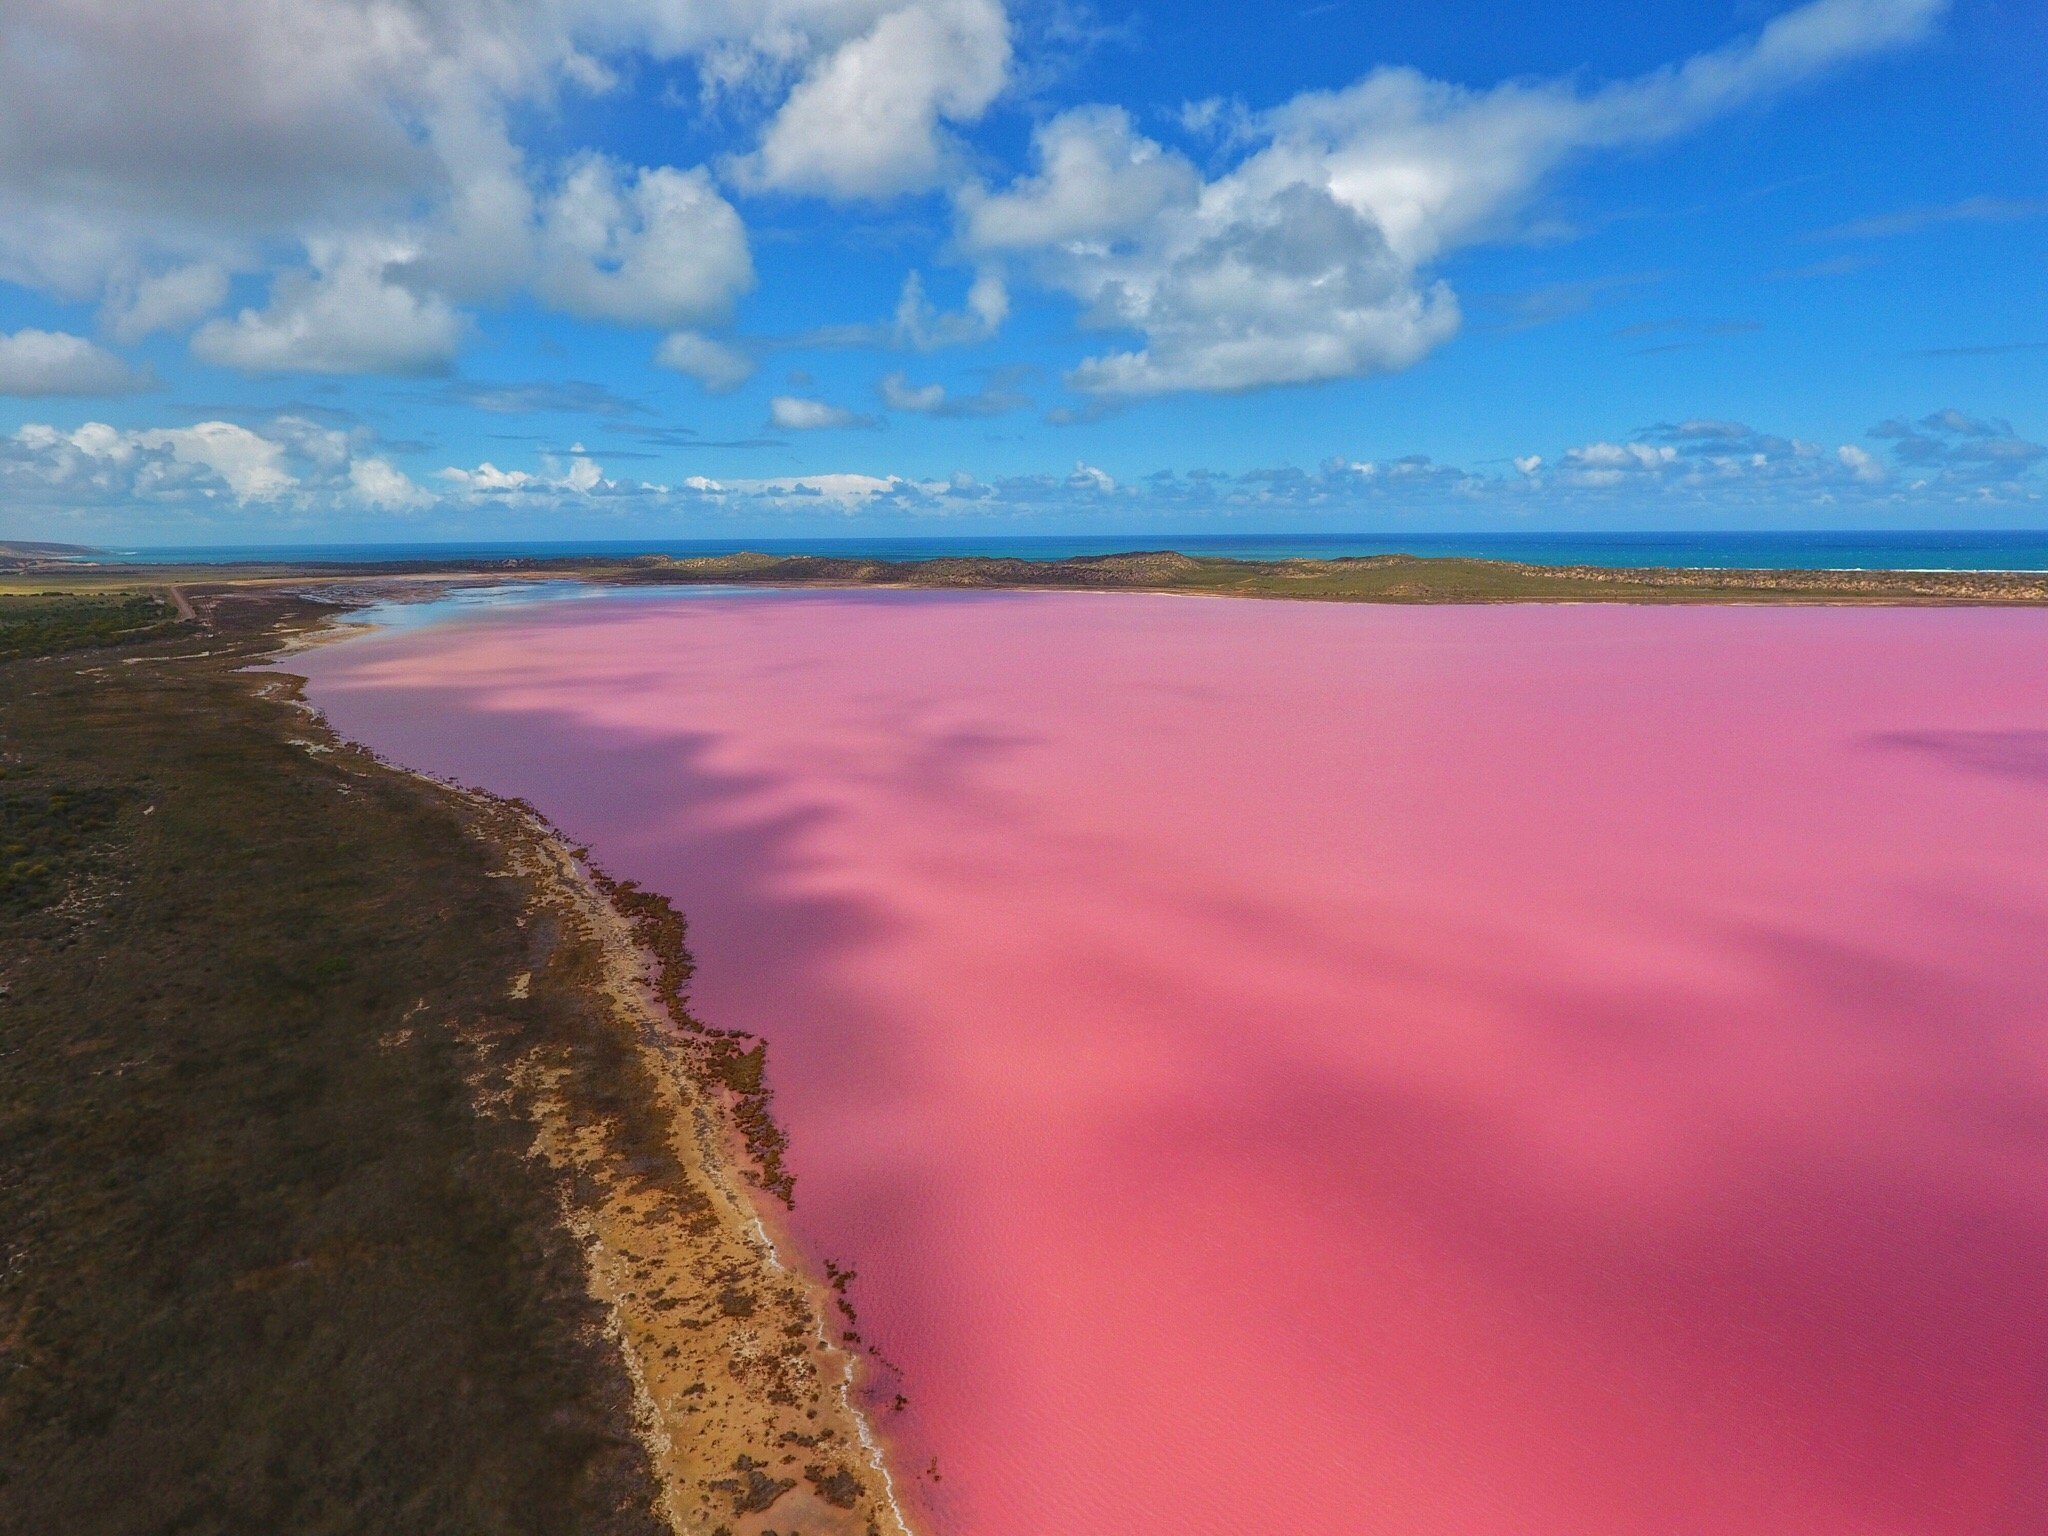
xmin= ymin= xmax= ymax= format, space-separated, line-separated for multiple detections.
xmin=1616 ymin=318 xmax=1763 ymax=353
xmin=1769 ymin=252 xmax=1880 ymax=280
xmin=1909 ymin=340 xmax=2048 ymax=358
xmin=1483 ymin=272 xmax=1666 ymax=331
xmin=1808 ymin=194 xmax=2048 ymax=241
xmin=440 ymin=379 xmax=647 ymax=418
xmin=609 ymin=422 xmax=787 ymax=450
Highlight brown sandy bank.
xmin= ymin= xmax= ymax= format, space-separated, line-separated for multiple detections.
xmin=427 ymin=781 xmax=915 ymax=1536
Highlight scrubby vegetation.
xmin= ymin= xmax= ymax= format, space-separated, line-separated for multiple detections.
xmin=0 ymin=775 xmax=127 ymax=914
xmin=586 ymin=863 xmax=798 ymax=1205
xmin=0 ymin=594 xmax=667 ymax=1535
xmin=0 ymin=591 xmax=185 ymax=660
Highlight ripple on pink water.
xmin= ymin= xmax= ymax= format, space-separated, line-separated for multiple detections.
xmin=298 ymin=592 xmax=2048 ymax=1535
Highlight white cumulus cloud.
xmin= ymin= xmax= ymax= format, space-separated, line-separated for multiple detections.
xmin=965 ymin=0 xmax=1945 ymax=395
xmin=8 ymin=419 xmax=289 ymax=503
xmin=191 ymin=240 xmax=464 ymax=375
xmin=739 ymin=0 xmax=1011 ymax=198
xmin=437 ymin=446 xmax=637 ymax=499
xmin=4 ymin=401 xmax=2039 ymax=534
xmin=536 ymin=157 xmax=754 ymax=329
xmin=0 ymin=0 xmax=1019 ymax=375
xmin=347 ymin=455 xmax=430 ymax=511
xmin=137 ymin=421 xmax=296 ymax=500
xmin=960 ymin=106 xmax=1200 ymax=250
xmin=1 ymin=412 xmax=436 ymax=523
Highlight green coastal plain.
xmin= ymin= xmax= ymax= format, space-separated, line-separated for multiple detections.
xmin=4 ymin=546 xmax=2047 ymax=1533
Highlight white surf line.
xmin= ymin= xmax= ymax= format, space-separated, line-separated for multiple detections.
xmin=737 ymin=1211 xmax=918 ymax=1536
xmin=840 ymin=1362 xmax=918 ymax=1536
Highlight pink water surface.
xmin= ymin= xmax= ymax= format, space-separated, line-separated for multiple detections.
xmin=298 ymin=592 xmax=2048 ymax=1535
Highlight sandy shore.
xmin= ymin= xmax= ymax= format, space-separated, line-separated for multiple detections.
xmin=460 ymin=791 xmax=918 ymax=1536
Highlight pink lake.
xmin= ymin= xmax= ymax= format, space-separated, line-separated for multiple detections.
xmin=298 ymin=591 xmax=2048 ymax=1535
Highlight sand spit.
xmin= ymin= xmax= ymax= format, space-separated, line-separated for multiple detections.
xmin=442 ymin=788 xmax=914 ymax=1536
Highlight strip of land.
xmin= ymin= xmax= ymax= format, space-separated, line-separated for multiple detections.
xmin=613 ymin=549 xmax=2048 ymax=603
xmin=1 ymin=591 xmax=907 ymax=1536
xmin=7 ymin=546 xmax=2048 ymax=605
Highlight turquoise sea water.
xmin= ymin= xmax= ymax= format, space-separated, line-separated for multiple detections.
xmin=105 ymin=530 xmax=2048 ymax=571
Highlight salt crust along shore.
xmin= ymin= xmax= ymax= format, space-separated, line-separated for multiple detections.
xmin=266 ymin=619 xmax=916 ymax=1536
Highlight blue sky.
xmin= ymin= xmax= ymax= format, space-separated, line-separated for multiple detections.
xmin=0 ymin=0 xmax=2042 ymax=542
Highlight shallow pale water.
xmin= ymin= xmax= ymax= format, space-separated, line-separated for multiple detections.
xmin=299 ymin=592 xmax=2048 ymax=1536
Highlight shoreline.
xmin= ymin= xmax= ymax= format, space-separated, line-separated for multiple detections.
xmin=273 ymin=588 xmax=930 ymax=1536
xmin=483 ymin=790 xmax=919 ymax=1536
xmin=243 ymin=582 xmax=923 ymax=1536
xmin=279 ymin=662 xmax=923 ymax=1536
